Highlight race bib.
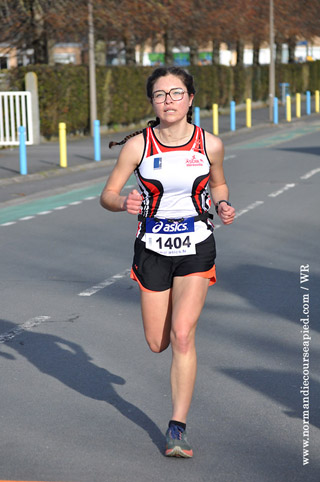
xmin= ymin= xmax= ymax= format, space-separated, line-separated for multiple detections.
xmin=145 ymin=218 xmax=196 ymax=256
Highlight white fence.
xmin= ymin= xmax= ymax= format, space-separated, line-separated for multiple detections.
xmin=0 ymin=92 xmax=33 ymax=146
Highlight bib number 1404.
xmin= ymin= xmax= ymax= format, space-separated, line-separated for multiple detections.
xmin=156 ymin=235 xmax=191 ymax=251
xmin=146 ymin=232 xmax=196 ymax=256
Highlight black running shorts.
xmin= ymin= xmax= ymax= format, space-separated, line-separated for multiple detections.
xmin=130 ymin=234 xmax=216 ymax=292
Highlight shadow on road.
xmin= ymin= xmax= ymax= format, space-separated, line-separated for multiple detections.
xmin=0 ymin=319 xmax=165 ymax=453
xmin=217 ymin=263 xmax=320 ymax=333
xmin=276 ymin=146 xmax=320 ymax=156
xmin=220 ymin=368 xmax=319 ymax=430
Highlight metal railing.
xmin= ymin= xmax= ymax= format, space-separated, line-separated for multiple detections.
xmin=0 ymin=91 xmax=33 ymax=146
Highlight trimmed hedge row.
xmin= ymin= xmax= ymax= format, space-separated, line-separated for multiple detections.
xmin=5 ymin=61 xmax=320 ymax=137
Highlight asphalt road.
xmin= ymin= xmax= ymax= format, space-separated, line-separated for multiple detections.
xmin=0 ymin=120 xmax=319 ymax=482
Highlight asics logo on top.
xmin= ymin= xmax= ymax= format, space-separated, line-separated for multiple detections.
xmin=151 ymin=221 xmax=189 ymax=233
xmin=185 ymin=155 xmax=204 ymax=167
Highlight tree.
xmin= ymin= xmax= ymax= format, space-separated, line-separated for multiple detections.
xmin=94 ymin=0 xmax=160 ymax=65
xmin=1 ymin=0 xmax=319 ymax=68
xmin=0 ymin=0 xmax=88 ymax=64
xmin=249 ymin=0 xmax=269 ymax=66
xmin=274 ymin=0 xmax=320 ymax=63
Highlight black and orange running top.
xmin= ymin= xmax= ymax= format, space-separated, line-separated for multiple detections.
xmin=134 ymin=125 xmax=214 ymax=243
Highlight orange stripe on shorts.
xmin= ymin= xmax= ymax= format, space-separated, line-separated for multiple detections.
xmin=130 ymin=268 xmax=156 ymax=293
xmin=185 ymin=264 xmax=216 ymax=286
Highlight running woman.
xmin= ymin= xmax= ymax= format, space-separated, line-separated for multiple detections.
xmin=100 ymin=66 xmax=235 ymax=458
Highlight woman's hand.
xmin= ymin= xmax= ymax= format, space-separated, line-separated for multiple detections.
xmin=123 ymin=189 xmax=143 ymax=215
xmin=218 ymin=202 xmax=235 ymax=225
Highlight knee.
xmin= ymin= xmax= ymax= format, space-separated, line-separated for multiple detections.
xmin=146 ymin=338 xmax=170 ymax=354
xmin=170 ymin=327 xmax=195 ymax=354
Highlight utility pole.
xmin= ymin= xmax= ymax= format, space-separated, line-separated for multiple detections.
xmin=269 ymin=0 xmax=275 ymax=122
xmin=88 ymin=0 xmax=97 ymax=136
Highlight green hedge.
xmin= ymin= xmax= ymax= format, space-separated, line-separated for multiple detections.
xmin=5 ymin=61 xmax=320 ymax=137
xmin=8 ymin=65 xmax=90 ymax=137
xmin=102 ymin=66 xmax=154 ymax=126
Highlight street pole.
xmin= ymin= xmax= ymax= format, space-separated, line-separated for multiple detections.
xmin=269 ymin=0 xmax=275 ymax=122
xmin=88 ymin=0 xmax=97 ymax=136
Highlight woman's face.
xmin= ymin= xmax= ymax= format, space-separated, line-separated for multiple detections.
xmin=151 ymin=74 xmax=194 ymax=124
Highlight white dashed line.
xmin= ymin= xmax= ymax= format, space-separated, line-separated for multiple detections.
xmin=268 ymin=183 xmax=295 ymax=198
xmin=234 ymin=200 xmax=264 ymax=219
xmin=300 ymin=168 xmax=320 ymax=180
xmin=79 ymin=199 xmax=263 ymax=296
xmin=0 ymin=196 xmax=99 ymax=227
xmin=1 ymin=164 xmax=318 ymax=229
xmin=78 ymin=269 xmax=131 ymax=297
xmin=0 ymin=316 xmax=51 ymax=344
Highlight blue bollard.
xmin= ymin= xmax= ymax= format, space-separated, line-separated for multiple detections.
xmin=94 ymin=119 xmax=101 ymax=161
xmin=194 ymin=107 xmax=200 ymax=127
xmin=230 ymin=101 xmax=236 ymax=131
xmin=273 ymin=97 xmax=279 ymax=124
xmin=306 ymin=91 xmax=311 ymax=115
xmin=19 ymin=126 xmax=27 ymax=175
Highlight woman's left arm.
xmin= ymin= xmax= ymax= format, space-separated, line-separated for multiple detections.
xmin=205 ymin=132 xmax=235 ymax=225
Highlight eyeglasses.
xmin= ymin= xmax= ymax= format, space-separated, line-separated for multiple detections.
xmin=152 ymin=88 xmax=187 ymax=104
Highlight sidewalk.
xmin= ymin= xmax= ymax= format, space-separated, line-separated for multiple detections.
xmin=0 ymin=100 xmax=318 ymax=193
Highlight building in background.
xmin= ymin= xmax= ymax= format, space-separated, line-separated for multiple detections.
xmin=1 ymin=38 xmax=320 ymax=70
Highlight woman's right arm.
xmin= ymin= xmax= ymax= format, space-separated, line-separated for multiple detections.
xmin=100 ymin=134 xmax=144 ymax=214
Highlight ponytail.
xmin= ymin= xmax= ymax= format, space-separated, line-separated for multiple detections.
xmin=109 ymin=117 xmax=160 ymax=148
xmin=109 ymin=129 xmax=144 ymax=149
xmin=109 ymin=111 xmax=193 ymax=148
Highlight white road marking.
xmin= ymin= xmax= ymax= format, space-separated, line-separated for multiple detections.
xmin=0 ymin=316 xmax=51 ymax=344
xmin=0 ymin=196 xmax=99 ymax=227
xmin=224 ymin=155 xmax=236 ymax=161
xmin=78 ymin=268 xmax=131 ymax=297
xmin=79 ymin=199 xmax=263 ymax=296
xmin=79 ymin=199 xmax=262 ymax=296
xmin=300 ymin=168 xmax=320 ymax=180
xmin=268 ymin=183 xmax=295 ymax=198
xmin=2 ymin=164 xmax=317 ymax=229
xmin=234 ymin=200 xmax=264 ymax=219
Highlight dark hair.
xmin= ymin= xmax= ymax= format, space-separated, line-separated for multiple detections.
xmin=109 ymin=66 xmax=196 ymax=148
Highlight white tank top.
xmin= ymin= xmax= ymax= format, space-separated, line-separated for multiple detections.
xmin=134 ymin=125 xmax=214 ymax=243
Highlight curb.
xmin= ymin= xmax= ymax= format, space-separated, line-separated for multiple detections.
xmin=0 ymin=158 xmax=117 ymax=187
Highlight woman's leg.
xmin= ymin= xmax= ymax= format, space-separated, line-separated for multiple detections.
xmin=170 ymin=276 xmax=210 ymax=423
xmin=140 ymin=275 xmax=210 ymax=421
xmin=140 ymin=288 xmax=172 ymax=353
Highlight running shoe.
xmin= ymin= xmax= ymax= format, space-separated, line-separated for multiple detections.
xmin=165 ymin=424 xmax=193 ymax=458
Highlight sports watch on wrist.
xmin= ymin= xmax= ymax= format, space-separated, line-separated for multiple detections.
xmin=215 ymin=199 xmax=231 ymax=214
